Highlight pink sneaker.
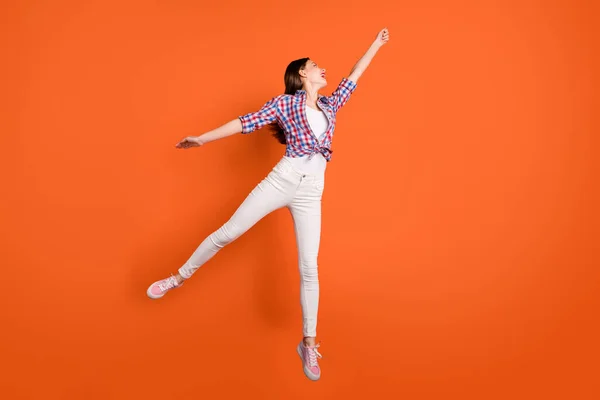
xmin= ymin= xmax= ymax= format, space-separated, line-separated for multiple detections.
xmin=297 ymin=341 xmax=322 ymax=381
xmin=146 ymin=275 xmax=183 ymax=299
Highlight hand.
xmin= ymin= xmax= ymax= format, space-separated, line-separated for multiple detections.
xmin=374 ymin=28 xmax=390 ymax=47
xmin=175 ymin=136 xmax=203 ymax=149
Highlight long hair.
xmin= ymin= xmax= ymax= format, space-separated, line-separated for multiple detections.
xmin=268 ymin=57 xmax=310 ymax=144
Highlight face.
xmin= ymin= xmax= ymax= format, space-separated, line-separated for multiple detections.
xmin=300 ymin=59 xmax=327 ymax=87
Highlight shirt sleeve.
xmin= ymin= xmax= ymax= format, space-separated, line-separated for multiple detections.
xmin=327 ymin=77 xmax=357 ymax=113
xmin=238 ymin=95 xmax=281 ymax=134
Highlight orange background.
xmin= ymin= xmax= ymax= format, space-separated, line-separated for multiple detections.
xmin=1 ymin=0 xmax=599 ymax=399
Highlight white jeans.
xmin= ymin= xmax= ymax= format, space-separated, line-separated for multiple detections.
xmin=178 ymin=157 xmax=324 ymax=337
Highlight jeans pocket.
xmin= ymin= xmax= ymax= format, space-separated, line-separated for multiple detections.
xmin=267 ymin=160 xmax=296 ymax=191
xmin=272 ymin=160 xmax=291 ymax=175
xmin=313 ymin=179 xmax=325 ymax=192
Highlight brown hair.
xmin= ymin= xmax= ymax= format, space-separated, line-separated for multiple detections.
xmin=268 ymin=57 xmax=310 ymax=144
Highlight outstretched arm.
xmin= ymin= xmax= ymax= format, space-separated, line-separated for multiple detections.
xmin=348 ymin=28 xmax=390 ymax=83
xmin=175 ymin=95 xmax=281 ymax=149
xmin=198 ymin=119 xmax=243 ymax=144
xmin=175 ymin=118 xmax=242 ymax=148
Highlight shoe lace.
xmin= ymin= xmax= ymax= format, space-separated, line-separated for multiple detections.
xmin=307 ymin=343 xmax=322 ymax=367
xmin=158 ymin=275 xmax=178 ymax=292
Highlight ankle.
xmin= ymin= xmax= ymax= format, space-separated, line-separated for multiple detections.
xmin=175 ymin=273 xmax=186 ymax=285
xmin=303 ymin=337 xmax=316 ymax=347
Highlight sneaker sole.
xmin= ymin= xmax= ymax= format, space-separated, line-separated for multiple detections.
xmin=297 ymin=343 xmax=321 ymax=381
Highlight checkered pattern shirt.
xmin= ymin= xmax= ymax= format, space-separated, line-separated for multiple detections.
xmin=238 ymin=77 xmax=357 ymax=162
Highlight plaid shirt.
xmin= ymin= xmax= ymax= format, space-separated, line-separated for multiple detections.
xmin=238 ymin=77 xmax=357 ymax=162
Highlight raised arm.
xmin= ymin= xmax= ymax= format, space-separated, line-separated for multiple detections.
xmin=325 ymin=28 xmax=390 ymax=113
xmin=347 ymin=28 xmax=390 ymax=84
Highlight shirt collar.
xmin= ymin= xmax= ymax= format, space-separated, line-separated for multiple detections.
xmin=294 ymin=90 xmax=327 ymax=102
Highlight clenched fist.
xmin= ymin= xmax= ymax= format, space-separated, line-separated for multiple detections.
xmin=374 ymin=28 xmax=390 ymax=47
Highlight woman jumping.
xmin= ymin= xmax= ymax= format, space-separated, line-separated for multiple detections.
xmin=147 ymin=28 xmax=390 ymax=381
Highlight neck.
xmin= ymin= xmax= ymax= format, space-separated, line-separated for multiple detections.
xmin=306 ymin=91 xmax=319 ymax=107
xmin=302 ymin=83 xmax=321 ymax=107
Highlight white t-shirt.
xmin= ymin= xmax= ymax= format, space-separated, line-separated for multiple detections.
xmin=284 ymin=105 xmax=329 ymax=176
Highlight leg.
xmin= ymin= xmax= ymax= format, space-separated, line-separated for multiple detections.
xmin=289 ymin=177 xmax=325 ymax=381
xmin=178 ymin=171 xmax=295 ymax=279
xmin=287 ymin=182 xmax=323 ymax=340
